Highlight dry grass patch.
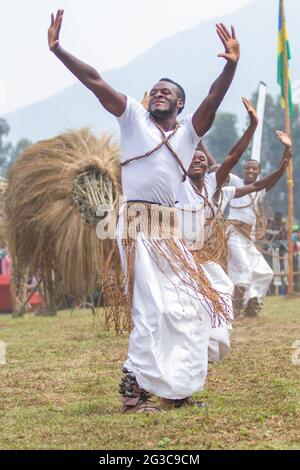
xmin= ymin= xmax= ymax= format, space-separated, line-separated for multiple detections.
xmin=0 ymin=297 xmax=299 ymax=450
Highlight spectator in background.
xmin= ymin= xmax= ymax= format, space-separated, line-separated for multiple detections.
xmin=292 ymin=228 xmax=300 ymax=254
xmin=1 ymin=249 xmax=11 ymax=277
xmin=266 ymin=211 xmax=287 ymax=242
xmin=293 ymin=229 xmax=300 ymax=292
xmin=0 ymin=248 xmax=7 ymax=275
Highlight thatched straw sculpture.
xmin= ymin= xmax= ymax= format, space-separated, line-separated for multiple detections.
xmin=0 ymin=177 xmax=7 ymax=247
xmin=5 ymin=129 xmax=121 ymax=298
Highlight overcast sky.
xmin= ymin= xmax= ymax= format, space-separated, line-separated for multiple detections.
xmin=0 ymin=0 xmax=252 ymax=113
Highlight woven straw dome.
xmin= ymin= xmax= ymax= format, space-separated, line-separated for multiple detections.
xmin=5 ymin=129 xmax=121 ymax=295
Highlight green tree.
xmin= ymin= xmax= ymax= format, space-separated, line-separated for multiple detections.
xmin=0 ymin=119 xmax=31 ymax=176
xmin=0 ymin=119 xmax=13 ymax=175
xmin=205 ymin=112 xmax=239 ymax=161
xmin=11 ymin=138 xmax=32 ymax=162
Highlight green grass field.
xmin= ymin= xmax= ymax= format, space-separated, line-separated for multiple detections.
xmin=0 ymin=297 xmax=299 ymax=450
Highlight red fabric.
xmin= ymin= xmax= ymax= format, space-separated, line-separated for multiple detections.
xmin=0 ymin=274 xmax=42 ymax=312
xmin=30 ymin=291 xmax=42 ymax=310
xmin=1 ymin=256 xmax=12 ymax=277
xmin=0 ymin=275 xmax=12 ymax=311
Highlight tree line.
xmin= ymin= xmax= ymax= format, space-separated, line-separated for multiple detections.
xmin=0 ymin=119 xmax=31 ymax=177
xmin=1 ymin=91 xmax=299 ymax=220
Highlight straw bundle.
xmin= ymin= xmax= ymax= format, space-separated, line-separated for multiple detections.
xmin=5 ymin=129 xmax=121 ymax=296
xmin=0 ymin=177 xmax=7 ymax=247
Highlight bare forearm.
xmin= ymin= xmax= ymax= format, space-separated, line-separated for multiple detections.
xmin=235 ymin=163 xmax=286 ymax=198
xmin=215 ymin=120 xmax=257 ymax=187
xmin=279 ymin=145 xmax=292 ymax=165
xmin=265 ymin=146 xmax=292 ymax=191
xmin=198 ymin=141 xmax=217 ymax=166
xmin=192 ymin=62 xmax=238 ymax=136
xmin=52 ymin=45 xmax=126 ymax=116
xmin=228 ymin=120 xmax=258 ymax=161
xmin=208 ymin=61 xmax=238 ymax=109
xmin=255 ymin=163 xmax=286 ymax=192
xmin=53 ymin=45 xmax=102 ymax=91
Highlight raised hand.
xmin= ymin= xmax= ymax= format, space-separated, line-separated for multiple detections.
xmin=48 ymin=9 xmax=64 ymax=52
xmin=216 ymin=23 xmax=240 ymax=64
xmin=242 ymin=97 xmax=258 ymax=124
xmin=276 ymin=130 xmax=292 ymax=148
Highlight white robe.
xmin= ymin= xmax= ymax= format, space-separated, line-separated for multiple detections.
xmin=177 ymin=177 xmax=234 ymax=364
xmin=227 ymin=228 xmax=274 ymax=304
xmin=204 ymin=180 xmax=235 ymax=363
xmin=117 ymin=208 xmax=212 ymax=399
xmin=204 ymin=262 xmax=233 ymax=363
xmin=227 ymin=174 xmax=273 ymax=304
xmin=116 ymin=97 xmax=217 ymax=399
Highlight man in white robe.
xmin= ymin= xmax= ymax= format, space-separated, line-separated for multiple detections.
xmin=178 ymin=101 xmax=291 ymax=361
xmin=48 ymin=11 xmax=240 ymax=412
xmin=227 ymin=131 xmax=292 ymax=316
xmin=200 ymin=129 xmax=292 ymax=317
xmin=176 ymin=97 xmax=259 ymax=363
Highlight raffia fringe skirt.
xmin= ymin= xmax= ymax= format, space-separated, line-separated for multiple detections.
xmin=102 ymin=202 xmax=231 ymax=334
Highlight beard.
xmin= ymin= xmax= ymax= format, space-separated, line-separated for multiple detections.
xmin=149 ymin=100 xmax=178 ymax=120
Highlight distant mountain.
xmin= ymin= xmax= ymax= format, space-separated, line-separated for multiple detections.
xmin=4 ymin=0 xmax=300 ymax=143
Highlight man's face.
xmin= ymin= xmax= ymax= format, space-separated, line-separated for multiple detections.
xmin=243 ymin=160 xmax=261 ymax=184
xmin=149 ymin=81 xmax=183 ymax=119
xmin=188 ymin=151 xmax=208 ymax=178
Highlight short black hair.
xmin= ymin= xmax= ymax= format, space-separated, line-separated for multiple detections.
xmin=159 ymin=78 xmax=186 ymax=113
xmin=245 ymin=159 xmax=261 ymax=169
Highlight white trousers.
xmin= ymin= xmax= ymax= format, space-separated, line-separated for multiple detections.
xmin=227 ymin=228 xmax=273 ymax=304
xmin=202 ymin=261 xmax=233 ymax=363
xmin=117 ymin=212 xmax=213 ymax=399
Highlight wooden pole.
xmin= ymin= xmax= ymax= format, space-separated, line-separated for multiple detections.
xmin=280 ymin=0 xmax=294 ymax=294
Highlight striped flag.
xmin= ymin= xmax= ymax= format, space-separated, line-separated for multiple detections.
xmin=278 ymin=1 xmax=294 ymax=116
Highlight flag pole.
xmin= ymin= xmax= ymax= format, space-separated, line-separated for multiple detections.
xmin=251 ymin=81 xmax=267 ymax=164
xmin=280 ymin=0 xmax=294 ymax=294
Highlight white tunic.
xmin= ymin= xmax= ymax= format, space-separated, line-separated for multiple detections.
xmin=218 ymin=186 xmax=237 ymax=215
xmin=176 ymin=178 xmax=206 ymax=250
xmin=226 ymin=174 xmax=273 ymax=303
xmin=203 ymin=173 xmax=236 ymax=240
xmin=228 ymin=174 xmax=266 ymax=233
xmin=176 ymin=176 xmax=234 ymax=364
xmin=117 ymin=97 xmax=216 ymax=399
xmin=205 ymin=183 xmax=237 ymax=362
xmin=118 ymin=96 xmax=200 ymax=206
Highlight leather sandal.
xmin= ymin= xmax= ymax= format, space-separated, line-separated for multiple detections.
xmin=122 ymin=399 xmax=160 ymax=414
xmin=160 ymin=396 xmax=207 ymax=409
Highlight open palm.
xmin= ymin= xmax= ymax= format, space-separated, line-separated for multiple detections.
xmin=216 ymin=23 xmax=240 ymax=64
xmin=48 ymin=9 xmax=64 ymax=51
xmin=276 ymin=130 xmax=292 ymax=148
xmin=242 ymin=97 xmax=258 ymax=123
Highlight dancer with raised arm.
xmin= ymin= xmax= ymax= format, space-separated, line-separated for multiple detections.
xmin=199 ymin=125 xmax=292 ymax=317
xmin=177 ymin=97 xmax=258 ymax=363
xmin=226 ymin=131 xmax=292 ymax=316
xmin=177 ymin=100 xmax=292 ymax=360
xmin=48 ymin=10 xmax=240 ymax=412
